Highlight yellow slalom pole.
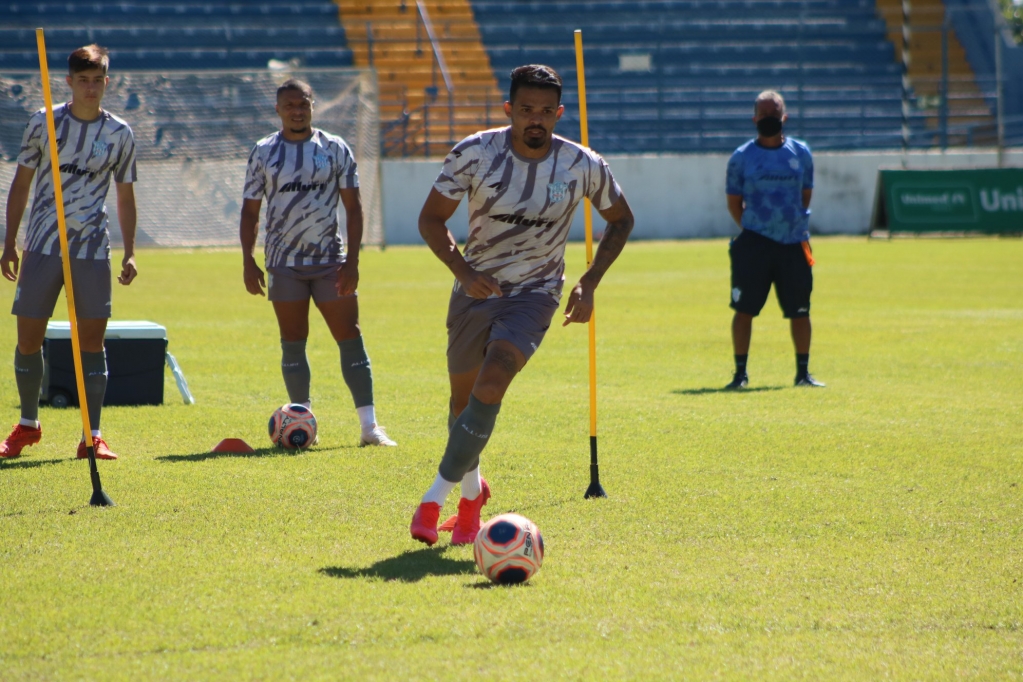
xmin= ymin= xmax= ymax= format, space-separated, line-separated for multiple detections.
xmin=35 ymin=29 xmax=113 ymax=506
xmin=574 ymin=30 xmax=605 ymax=499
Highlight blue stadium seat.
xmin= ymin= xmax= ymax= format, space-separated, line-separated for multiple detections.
xmin=0 ymin=2 xmax=351 ymax=70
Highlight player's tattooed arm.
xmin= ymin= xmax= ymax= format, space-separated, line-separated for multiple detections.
xmin=115 ymin=182 xmax=138 ymax=285
xmin=239 ymin=198 xmax=266 ymax=296
xmin=563 ymin=194 xmax=634 ymax=326
xmin=2 ymin=165 xmax=35 ymax=282
xmin=419 ymin=188 xmax=501 ymax=298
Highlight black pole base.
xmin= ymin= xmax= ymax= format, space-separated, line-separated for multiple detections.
xmin=584 ymin=481 xmax=607 ymax=499
xmin=90 ymin=488 xmax=115 ymax=507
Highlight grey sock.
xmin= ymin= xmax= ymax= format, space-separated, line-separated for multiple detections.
xmin=14 ymin=348 xmax=43 ymax=422
xmin=81 ymin=351 xmax=107 ymax=432
xmin=281 ymin=339 xmax=311 ymax=404
xmin=438 ymin=395 xmax=500 ymax=482
xmin=338 ymin=336 xmax=373 ymax=409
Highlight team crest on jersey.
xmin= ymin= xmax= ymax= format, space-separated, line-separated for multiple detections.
xmin=90 ymin=140 xmax=107 ymax=159
xmin=789 ymin=158 xmax=800 ymax=170
xmin=313 ymin=153 xmax=330 ymax=170
xmin=547 ymin=181 xmax=569 ymax=204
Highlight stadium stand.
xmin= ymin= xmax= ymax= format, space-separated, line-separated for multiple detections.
xmin=469 ymin=0 xmax=1020 ymax=153
xmin=0 ymin=2 xmax=354 ymax=71
xmin=336 ymin=0 xmax=505 ymax=155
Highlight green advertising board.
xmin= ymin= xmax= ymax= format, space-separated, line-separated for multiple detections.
xmin=871 ymin=168 xmax=1023 ymax=234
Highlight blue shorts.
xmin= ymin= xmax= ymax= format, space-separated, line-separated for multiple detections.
xmin=446 ymin=290 xmax=559 ymax=374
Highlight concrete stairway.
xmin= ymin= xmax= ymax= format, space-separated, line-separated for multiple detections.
xmin=874 ymin=0 xmax=996 ymax=144
xmin=336 ymin=0 xmax=505 ymax=155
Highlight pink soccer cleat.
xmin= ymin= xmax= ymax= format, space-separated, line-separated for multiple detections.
xmin=410 ymin=501 xmax=441 ymax=546
xmin=451 ymin=478 xmax=492 ymax=546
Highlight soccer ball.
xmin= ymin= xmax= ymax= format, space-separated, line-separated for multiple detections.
xmin=473 ymin=513 xmax=544 ymax=584
xmin=268 ymin=403 xmax=317 ymax=449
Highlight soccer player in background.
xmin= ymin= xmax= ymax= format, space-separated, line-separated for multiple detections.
xmin=724 ymin=90 xmax=824 ymax=390
xmin=0 ymin=45 xmax=138 ymax=460
xmin=240 ymin=78 xmax=395 ymax=447
xmin=410 ymin=65 xmax=634 ymax=546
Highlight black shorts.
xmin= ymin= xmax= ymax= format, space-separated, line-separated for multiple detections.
xmin=729 ymin=229 xmax=813 ymax=319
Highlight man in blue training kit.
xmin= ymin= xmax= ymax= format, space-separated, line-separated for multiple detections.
xmin=725 ymin=90 xmax=824 ymax=389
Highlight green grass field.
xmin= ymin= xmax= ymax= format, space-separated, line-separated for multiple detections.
xmin=0 ymin=238 xmax=1020 ymax=680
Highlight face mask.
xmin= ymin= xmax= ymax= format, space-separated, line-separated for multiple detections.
xmin=756 ymin=116 xmax=783 ymax=137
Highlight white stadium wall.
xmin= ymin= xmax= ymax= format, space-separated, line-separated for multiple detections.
xmin=381 ymin=149 xmax=1023 ymax=245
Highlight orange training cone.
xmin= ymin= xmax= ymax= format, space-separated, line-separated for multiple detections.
xmin=211 ymin=438 xmax=254 ymax=453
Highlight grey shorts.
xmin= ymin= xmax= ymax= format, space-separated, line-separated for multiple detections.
xmin=267 ymin=263 xmax=355 ymax=303
xmin=446 ymin=290 xmax=559 ymax=374
xmin=12 ymin=251 xmax=112 ymax=319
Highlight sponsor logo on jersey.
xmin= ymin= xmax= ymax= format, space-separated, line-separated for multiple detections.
xmin=280 ymin=179 xmax=326 ymax=192
xmin=547 ymin=181 xmax=569 ymax=203
xmin=59 ymin=163 xmax=98 ymax=178
xmin=490 ymin=213 xmax=557 ymax=228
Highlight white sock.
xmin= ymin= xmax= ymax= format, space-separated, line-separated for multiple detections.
xmin=461 ymin=466 xmax=482 ymax=500
xmin=92 ymin=429 xmax=101 ymax=438
xmin=357 ymin=405 xmax=376 ymax=431
xmin=421 ymin=473 xmax=457 ymax=507
xmin=19 ymin=418 xmax=39 ymax=429
xmin=302 ymin=401 xmax=311 ymax=409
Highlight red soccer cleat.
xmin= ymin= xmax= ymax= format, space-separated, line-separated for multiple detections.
xmin=451 ymin=478 xmax=492 ymax=546
xmin=0 ymin=424 xmax=42 ymax=459
xmin=76 ymin=436 xmax=118 ymax=460
xmin=410 ymin=502 xmax=441 ymax=546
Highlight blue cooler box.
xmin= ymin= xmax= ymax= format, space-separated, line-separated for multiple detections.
xmin=43 ymin=321 xmax=168 ymax=407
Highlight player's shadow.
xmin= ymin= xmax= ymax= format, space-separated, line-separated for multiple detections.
xmin=673 ymin=386 xmax=785 ymax=395
xmin=0 ymin=458 xmax=68 ymax=471
xmin=319 ymin=547 xmax=477 ymax=583
xmin=156 ymin=447 xmax=302 ymax=463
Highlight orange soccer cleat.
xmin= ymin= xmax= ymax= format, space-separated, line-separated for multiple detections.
xmin=0 ymin=424 xmax=42 ymax=458
xmin=76 ymin=436 xmax=118 ymax=460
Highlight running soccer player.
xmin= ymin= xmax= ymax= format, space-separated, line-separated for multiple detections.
xmin=240 ymin=78 xmax=395 ymax=447
xmin=1 ymin=44 xmax=138 ymax=460
xmin=725 ymin=90 xmax=824 ymax=390
xmin=409 ymin=64 xmax=634 ymax=546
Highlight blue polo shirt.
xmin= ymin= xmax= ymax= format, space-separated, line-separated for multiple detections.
xmin=726 ymin=137 xmax=814 ymax=244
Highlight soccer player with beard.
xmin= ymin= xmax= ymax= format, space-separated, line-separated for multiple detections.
xmin=409 ymin=64 xmax=635 ymax=546
xmin=724 ymin=90 xmax=824 ymax=390
xmin=1 ymin=44 xmax=138 ymax=460
xmin=240 ymin=79 xmax=395 ymax=447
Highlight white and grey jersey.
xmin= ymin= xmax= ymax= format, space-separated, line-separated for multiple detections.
xmin=17 ymin=103 xmax=137 ymax=260
xmin=434 ymin=127 xmax=622 ymax=301
xmin=243 ymin=129 xmax=358 ymax=268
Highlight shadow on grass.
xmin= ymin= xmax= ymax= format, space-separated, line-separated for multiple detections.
xmin=156 ymin=446 xmax=301 ymax=463
xmin=673 ymin=386 xmax=785 ymax=395
xmin=0 ymin=458 xmax=68 ymax=471
xmin=320 ymin=547 xmax=477 ymax=583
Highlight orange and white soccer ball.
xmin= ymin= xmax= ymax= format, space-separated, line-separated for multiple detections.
xmin=473 ymin=513 xmax=544 ymax=584
xmin=268 ymin=403 xmax=317 ymax=449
